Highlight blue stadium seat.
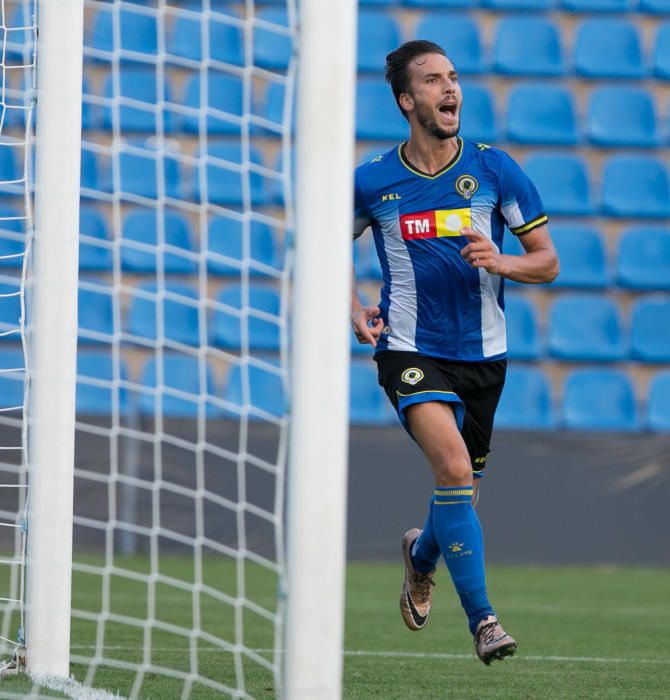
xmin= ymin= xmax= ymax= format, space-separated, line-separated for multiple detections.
xmin=574 ymin=19 xmax=645 ymax=79
xmin=495 ymin=366 xmax=554 ymax=430
xmin=0 ymin=207 xmax=26 ymax=271
xmin=222 ymin=362 xmax=286 ymax=420
xmin=587 ymin=86 xmax=659 ymax=148
xmin=253 ymin=8 xmax=291 ymax=72
xmin=121 ymin=209 xmax=196 ymax=273
xmin=138 ymin=354 xmax=220 ymax=418
xmin=647 ymin=372 xmax=670 ymax=431
xmin=101 ymin=68 xmax=175 ymax=133
xmin=354 ymin=235 xmax=383 ymax=282
xmin=549 ymin=225 xmax=609 ymax=289
xmin=78 ymin=283 xmax=114 ymax=345
xmin=652 ymin=22 xmax=670 ymax=79
xmin=0 ymin=281 xmax=22 ymax=343
xmin=0 ymin=146 xmax=18 ymax=194
xmin=483 ymin=0 xmax=554 ymax=7
xmin=602 ymin=156 xmax=670 ymax=218
xmin=640 ymin=0 xmax=670 ymax=11
xmin=0 ymin=349 xmax=26 ymax=410
xmin=413 ymin=14 xmax=485 ymax=75
xmin=524 ymin=153 xmax=594 ymax=216
xmin=107 ymin=144 xmax=181 ymax=201
xmin=81 ymin=147 xmax=104 ymax=194
xmin=87 ymin=6 xmax=158 ymax=63
xmin=506 ymin=84 xmax=577 ymax=146
xmin=349 ymin=361 xmax=393 ymax=425
xmin=77 ymin=351 xmax=129 ymax=416
xmin=167 ymin=14 xmax=244 ymax=66
xmin=356 ymin=78 xmax=408 ymax=141
xmin=616 ymin=227 xmax=670 ymax=291
xmin=562 ymin=369 xmax=638 ymax=431
xmin=212 ymin=283 xmax=281 ymax=351
xmin=125 ymin=282 xmax=201 ymax=347
xmin=207 ymin=217 xmax=279 ymax=277
xmin=631 ymin=297 xmax=670 ymax=363
xmin=4 ymin=6 xmax=34 ymax=62
xmin=460 ymin=83 xmax=497 ymax=143
xmin=358 ymin=11 xmax=401 ymax=73
xmin=548 ymin=294 xmax=627 ymax=362
xmin=504 ymin=294 xmax=541 ymax=361
xmin=180 ymin=72 xmax=244 ymax=135
xmin=561 ymin=0 xmax=635 ymax=9
xmin=403 ymin=0 xmax=478 ymax=7
xmin=252 ymin=81 xmax=295 ymax=137
xmin=493 ymin=16 xmax=564 ymax=76
xmin=79 ymin=206 xmax=112 ymax=271
xmin=193 ymin=143 xmax=267 ymax=207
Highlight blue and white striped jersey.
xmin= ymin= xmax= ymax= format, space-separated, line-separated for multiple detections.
xmin=354 ymin=138 xmax=547 ymax=362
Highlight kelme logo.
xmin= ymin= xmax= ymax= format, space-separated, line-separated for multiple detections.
xmin=455 ymin=174 xmax=479 ymax=200
xmin=401 ymin=368 xmax=424 ymax=385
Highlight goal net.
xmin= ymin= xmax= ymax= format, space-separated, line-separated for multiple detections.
xmin=0 ymin=0 xmax=356 ymax=698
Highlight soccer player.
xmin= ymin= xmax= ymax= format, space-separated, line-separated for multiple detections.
xmin=351 ymin=40 xmax=559 ymax=664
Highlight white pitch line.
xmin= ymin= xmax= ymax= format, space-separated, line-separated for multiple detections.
xmin=68 ymin=645 xmax=670 ymax=666
xmin=343 ymin=650 xmax=670 ymax=665
xmin=30 ymin=674 xmax=125 ymax=700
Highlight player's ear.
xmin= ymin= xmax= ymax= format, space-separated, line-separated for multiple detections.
xmin=399 ymin=92 xmax=414 ymax=113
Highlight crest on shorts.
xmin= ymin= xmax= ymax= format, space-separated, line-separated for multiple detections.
xmin=455 ymin=174 xmax=479 ymax=200
xmin=401 ymin=368 xmax=424 ymax=386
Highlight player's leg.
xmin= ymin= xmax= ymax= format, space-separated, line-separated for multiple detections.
xmin=375 ymin=352 xmax=459 ymax=630
xmin=405 ymin=401 xmax=498 ymax=637
xmin=443 ymin=359 xmax=517 ymax=662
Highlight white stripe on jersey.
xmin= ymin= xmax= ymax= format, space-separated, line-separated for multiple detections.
xmin=501 ymin=199 xmax=524 ymax=230
xmin=380 ymin=219 xmax=418 ymax=352
xmin=471 ymin=206 xmax=507 ymax=357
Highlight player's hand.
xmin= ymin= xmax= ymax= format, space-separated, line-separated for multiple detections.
xmin=351 ymin=305 xmax=384 ymax=348
xmin=460 ymin=228 xmax=503 ymax=274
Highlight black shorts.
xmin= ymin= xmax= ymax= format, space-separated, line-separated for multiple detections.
xmin=374 ymin=351 xmax=506 ymax=478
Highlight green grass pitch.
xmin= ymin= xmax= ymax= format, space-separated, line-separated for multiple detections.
xmin=1 ymin=560 xmax=668 ymax=698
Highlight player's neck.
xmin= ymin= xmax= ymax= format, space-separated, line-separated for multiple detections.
xmin=404 ymin=134 xmax=459 ymax=176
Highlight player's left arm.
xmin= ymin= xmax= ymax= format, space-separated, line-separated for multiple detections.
xmin=460 ymin=224 xmax=559 ymax=284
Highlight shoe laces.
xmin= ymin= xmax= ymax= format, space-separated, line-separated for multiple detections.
xmin=476 ymin=620 xmax=502 ymax=645
xmin=412 ymin=570 xmax=435 ymax=597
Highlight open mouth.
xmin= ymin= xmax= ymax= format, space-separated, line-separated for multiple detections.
xmin=439 ymin=103 xmax=457 ymax=116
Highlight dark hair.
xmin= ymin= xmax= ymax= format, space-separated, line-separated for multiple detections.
xmin=385 ymin=40 xmax=447 ymax=120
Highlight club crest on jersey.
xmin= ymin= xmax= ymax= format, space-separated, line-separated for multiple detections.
xmin=455 ymin=174 xmax=479 ymax=200
xmin=401 ymin=368 xmax=424 ymax=385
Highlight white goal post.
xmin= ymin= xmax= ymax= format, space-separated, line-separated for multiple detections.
xmin=25 ymin=0 xmax=84 ymax=677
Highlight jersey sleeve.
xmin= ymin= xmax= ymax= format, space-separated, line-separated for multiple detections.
xmin=497 ymin=151 xmax=548 ymax=236
xmin=353 ymin=168 xmax=372 ymax=240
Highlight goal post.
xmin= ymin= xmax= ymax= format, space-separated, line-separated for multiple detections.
xmin=25 ymin=0 xmax=84 ymax=677
xmin=285 ymin=0 xmax=358 ymax=697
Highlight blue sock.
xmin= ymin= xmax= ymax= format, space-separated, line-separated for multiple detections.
xmin=411 ymin=496 xmax=441 ymax=574
xmin=432 ymin=486 xmax=494 ymax=635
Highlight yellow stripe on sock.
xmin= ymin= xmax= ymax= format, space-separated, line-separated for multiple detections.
xmin=434 ymin=488 xmax=473 ymax=497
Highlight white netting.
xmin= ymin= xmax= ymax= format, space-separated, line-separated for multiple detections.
xmin=0 ymin=0 xmax=297 ymax=697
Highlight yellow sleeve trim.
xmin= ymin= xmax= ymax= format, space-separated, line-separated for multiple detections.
xmin=511 ymin=214 xmax=548 ymax=236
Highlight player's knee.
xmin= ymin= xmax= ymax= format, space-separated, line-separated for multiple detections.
xmin=433 ymin=455 xmax=472 ymax=486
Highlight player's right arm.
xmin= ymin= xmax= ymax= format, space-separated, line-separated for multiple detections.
xmin=351 ymin=168 xmax=383 ymax=347
xmin=351 ymin=284 xmax=383 ymax=348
